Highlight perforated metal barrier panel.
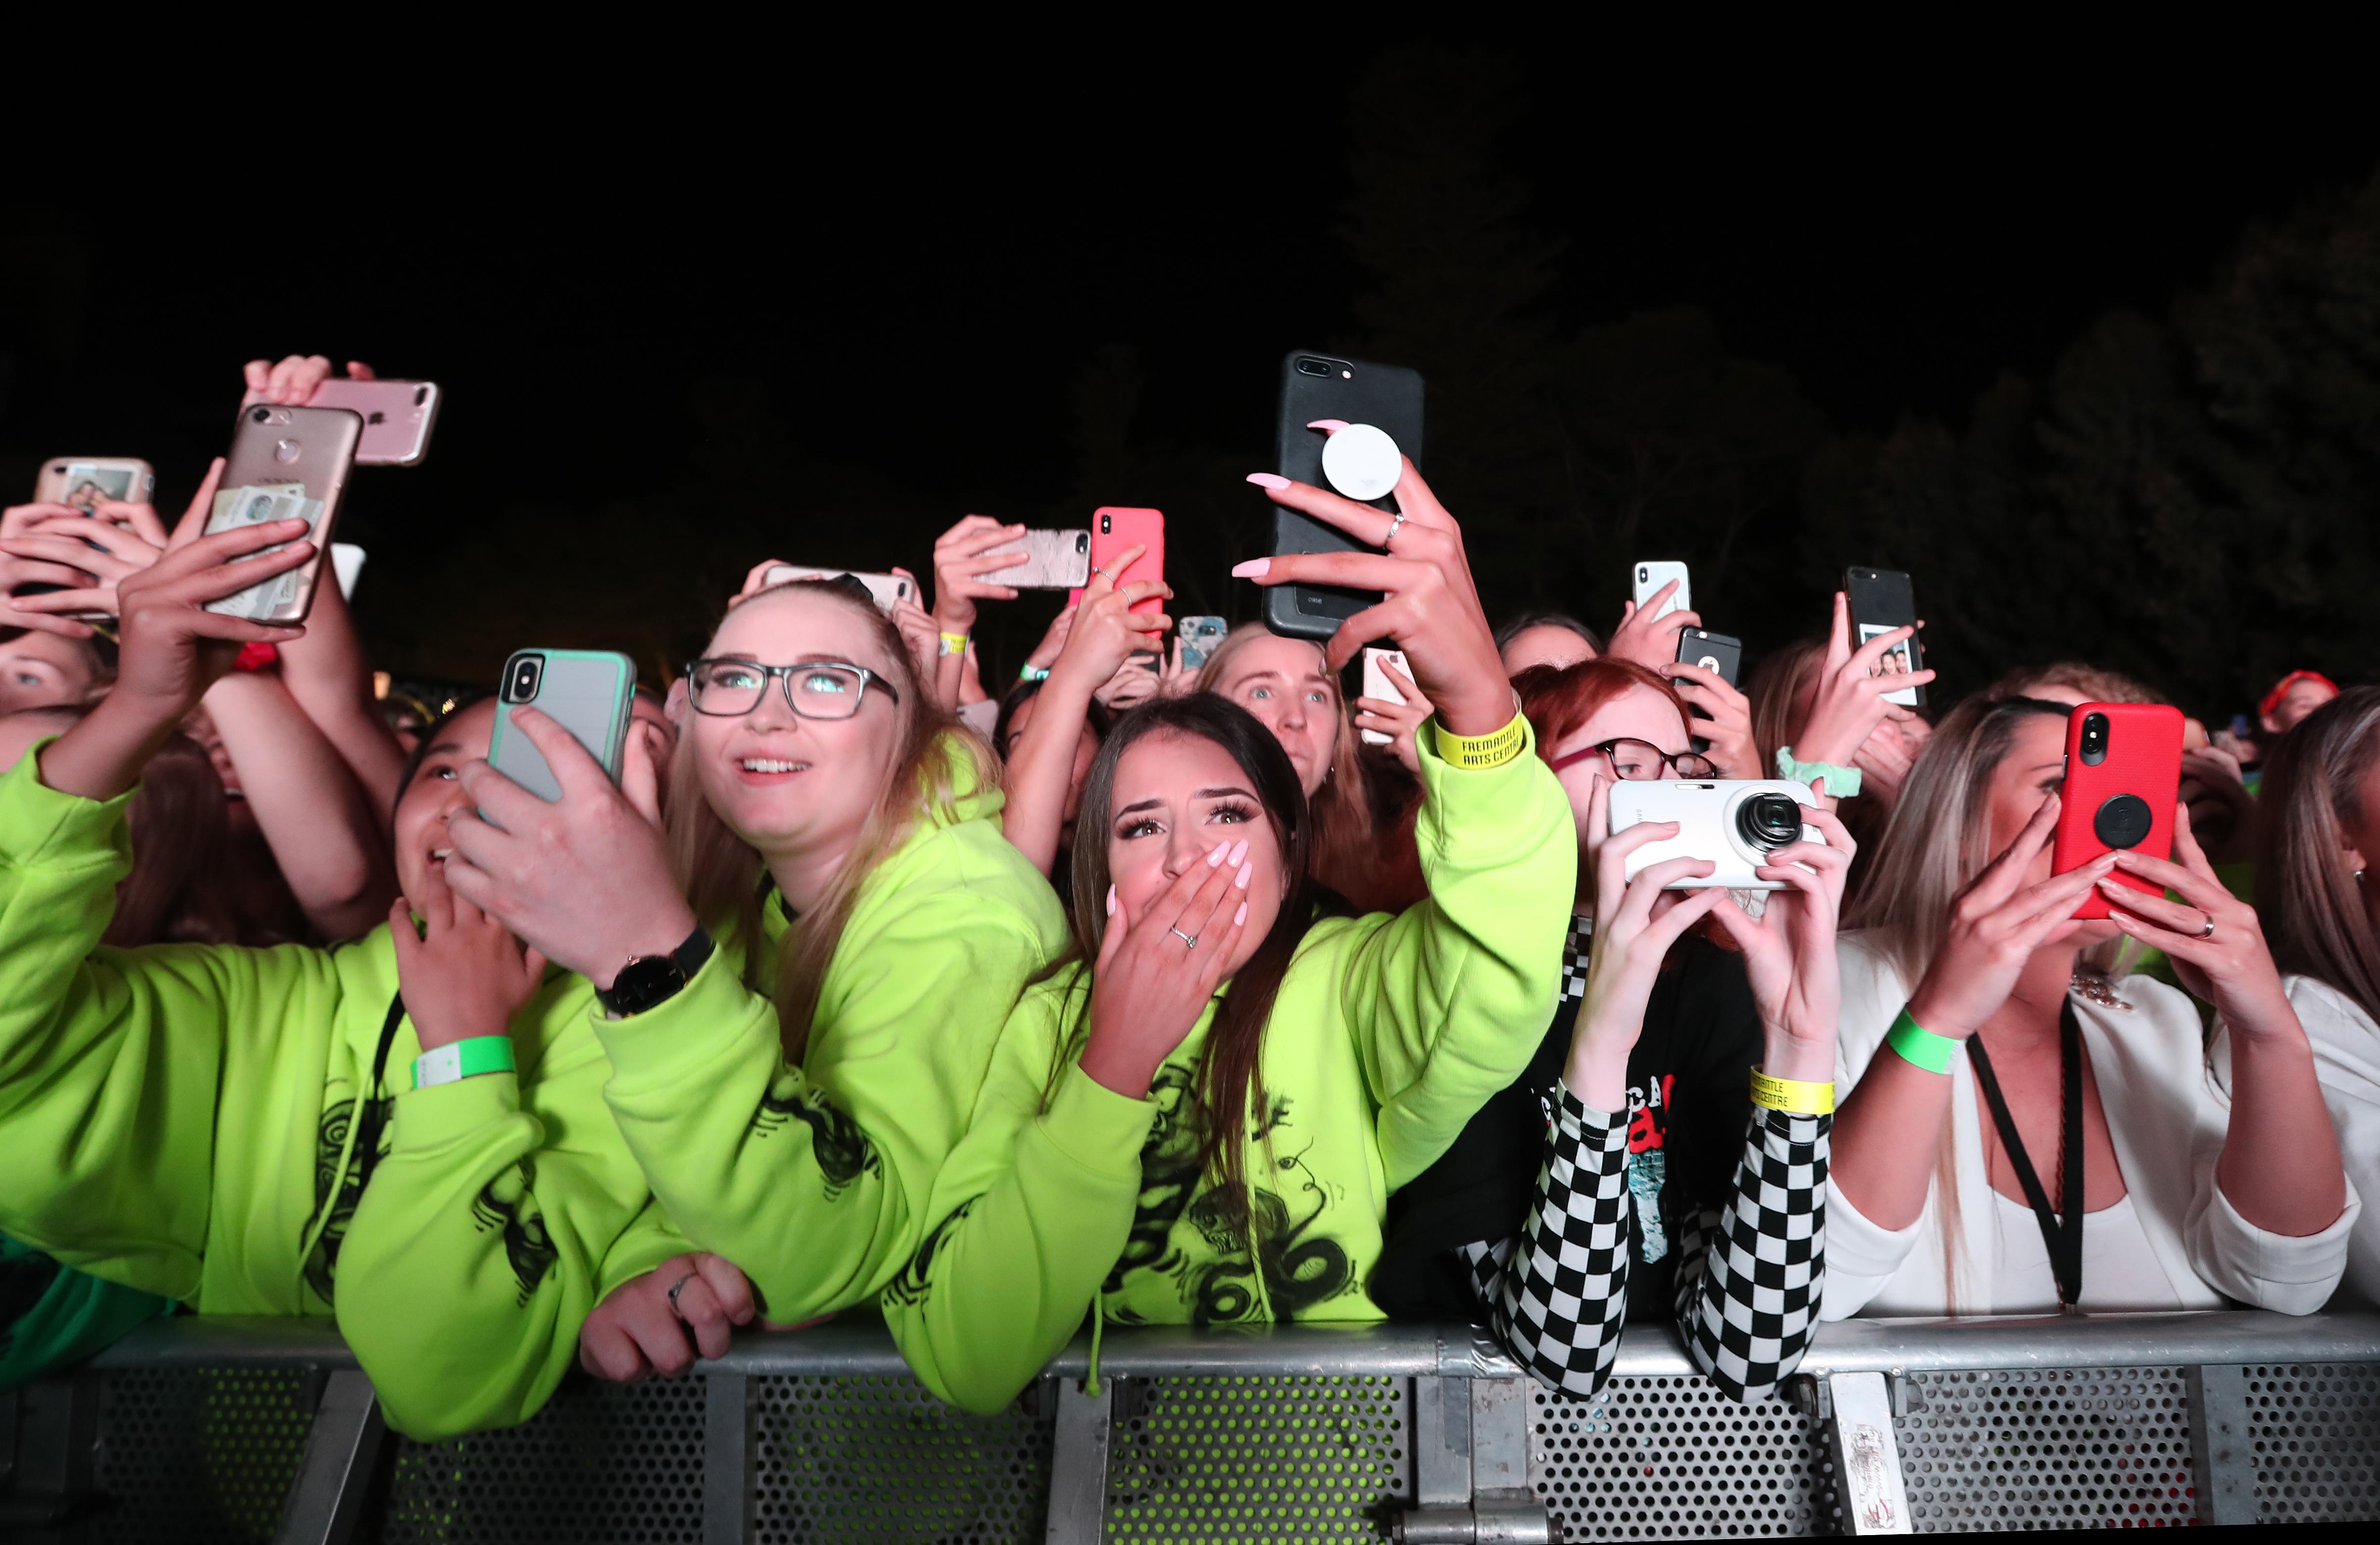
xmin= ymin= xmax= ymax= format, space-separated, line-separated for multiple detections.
xmin=9 ymin=1314 xmax=2380 ymax=1542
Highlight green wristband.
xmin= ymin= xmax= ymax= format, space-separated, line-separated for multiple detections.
xmin=1884 ymin=1009 xmax=1958 ymax=1075
xmin=412 ymin=1035 xmax=516 ymax=1091
xmin=1019 ymin=665 xmax=1050 ymax=683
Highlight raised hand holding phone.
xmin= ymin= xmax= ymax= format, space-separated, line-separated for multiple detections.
xmin=1235 ymin=455 xmax=1508 ymax=738
xmin=1792 ymin=592 xmax=1937 ymax=767
xmin=929 ymin=514 xmax=1028 ymax=637
xmin=1604 ymin=573 xmax=1702 ymax=672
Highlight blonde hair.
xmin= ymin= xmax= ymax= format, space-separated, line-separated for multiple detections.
xmin=1987 ymin=660 xmax=2158 ymax=706
xmin=665 ymin=581 xmax=1000 ymax=1063
xmin=1194 ymin=624 xmax=1380 ymax=900
xmin=1845 ymin=692 xmax=2071 ymax=1310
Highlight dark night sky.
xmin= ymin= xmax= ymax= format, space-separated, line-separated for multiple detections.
xmin=6 ymin=45 xmax=2374 ymax=675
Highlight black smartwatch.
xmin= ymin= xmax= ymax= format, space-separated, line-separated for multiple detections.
xmin=595 ymin=926 xmax=715 ymax=1019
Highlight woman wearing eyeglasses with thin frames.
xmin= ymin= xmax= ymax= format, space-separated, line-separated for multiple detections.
xmin=1375 ymin=656 xmax=1852 ymax=1407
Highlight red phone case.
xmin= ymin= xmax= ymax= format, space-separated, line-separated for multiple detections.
xmin=1076 ymin=507 xmax=1166 ymax=614
xmin=2050 ymin=701 xmax=2184 ymax=920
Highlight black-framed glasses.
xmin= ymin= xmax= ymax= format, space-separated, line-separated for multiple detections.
xmin=1547 ymin=737 xmax=1720 ymax=781
xmin=684 ymin=658 xmax=899 ymax=720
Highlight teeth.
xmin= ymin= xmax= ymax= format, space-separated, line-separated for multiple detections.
xmin=741 ymin=758 xmax=805 ymax=773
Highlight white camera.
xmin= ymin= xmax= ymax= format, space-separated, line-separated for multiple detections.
xmin=1606 ymin=779 xmax=1825 ymax=890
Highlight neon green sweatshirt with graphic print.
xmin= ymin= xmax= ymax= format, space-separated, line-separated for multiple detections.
xmin=592 ymin=744 xmax=1070 ymax=1325
xmin=0 ymin=747 xmax=673 ymax=1440
xmin=882 ymin=728 xmax=1575 ymax=1413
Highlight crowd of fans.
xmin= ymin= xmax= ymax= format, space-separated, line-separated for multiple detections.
xmin=0 ymin=354 xmax=2371 ymax=1441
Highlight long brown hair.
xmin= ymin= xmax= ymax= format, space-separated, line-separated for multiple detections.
xmin=665 ymin=580 xmax=999 ymax=1063
xmin=1745 ymin=638 xmax=1825 ymax=773
xmin=112 ymin=733 xmax=241 ymax=947
xmin=2257 ymin=686 xmax=2380 ymax=1024
xmin=1063 ymin=695 xmax=1316 ymax=1200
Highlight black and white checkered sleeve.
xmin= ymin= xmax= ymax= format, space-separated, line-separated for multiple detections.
xmin=1671 ymin=1107 xmax=1829 ymax=1404
xmin=1457 ymin=1087 xmax=1633 ymax=1398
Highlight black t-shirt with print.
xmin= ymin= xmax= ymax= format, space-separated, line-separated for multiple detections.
xmin=1369 ymin=923 xmax=1764 ymax=1324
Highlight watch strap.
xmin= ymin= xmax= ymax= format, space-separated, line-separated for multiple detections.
xmin=595 ymin=925 xmax=716 ymax=1017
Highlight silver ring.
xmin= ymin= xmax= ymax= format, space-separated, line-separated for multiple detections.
xmin=2198 ymin=916 xmax=2217 ymax=941
xmin=1384 ymin=511 xmax=1408 ymax=548
xmin=1169 ymin=926 xmax=1198 ymax=950
xmin=667 ymin=1272 xmax=696 ymax=1316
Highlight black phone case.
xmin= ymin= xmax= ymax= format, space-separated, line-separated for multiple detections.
xmin=1268 ymin=351 xmax=1425 ymax=641
xmin=1843 ymin=567 xmax=1926 ymax=708
xmin=1675 ymin=628 xmax=1743 ymax=688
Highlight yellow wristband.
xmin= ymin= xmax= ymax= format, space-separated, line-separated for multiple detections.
xmin=1431 ymin=711 xmax=1528 ymax=770
xmin=1750 ymin=1069 xmax=1835 ymax=1115
xmin=938 ymin=632 xmax=969 ymax=656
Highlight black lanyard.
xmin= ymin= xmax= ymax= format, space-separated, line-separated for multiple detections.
xmin=1965 ymin=999 xmax=2084 ymax=1308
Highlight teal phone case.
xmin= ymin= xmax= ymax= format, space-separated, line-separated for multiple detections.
xmin=486 ymin=648 xmax=637 ymax=802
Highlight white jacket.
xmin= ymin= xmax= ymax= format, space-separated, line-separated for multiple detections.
xmin=2215 ymin=975 xmax=2380 ymax=1308
xmin=1823 ymin=933 xmax=2357 ymax=1319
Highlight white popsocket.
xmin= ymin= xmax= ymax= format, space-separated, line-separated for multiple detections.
xmin=1319 ymin=422 xmax=1403 ymax=502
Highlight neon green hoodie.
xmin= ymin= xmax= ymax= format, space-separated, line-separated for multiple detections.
xmin=882 ymin=729 xmax=1575 ymax=1414
xmin=0 ymin=747 xmax=662 ymax=1439
xmin=591 ymin=742 xmax=1070 ymax=1325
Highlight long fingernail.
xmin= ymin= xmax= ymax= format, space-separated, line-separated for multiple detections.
xmin=1208 ymin=842 xmax=1230 ymax=868
xmin=1228 ymin=839 xmax=1248 ymax=866
xmin=1231 ymin=558 xmax=1271 ymax=578
xmin=1105 ymin=885 xmax=1116 ymax=916
xmin=1306 ymin=419 xmax=1350 ymax=433
xmin=1235 ymin=901 xmax=1248 ymax=925
xmin=1235 ymin=860 xmax=1253 ymax=889
xmin=1244 ymin=473 xmax=1291 ymax=491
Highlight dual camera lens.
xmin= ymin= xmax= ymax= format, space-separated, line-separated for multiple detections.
xmin=505 ymin=654 xmax=544 ymax=704
xmin=2080 ymin=711 xmax=2110 ymax=767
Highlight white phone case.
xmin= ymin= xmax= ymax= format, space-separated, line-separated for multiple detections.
xmin=1360 ymin=647 xmax=1410 ymax=747
xmin=979 ymin=529 xmax=1091 ymax=589
xmin=1632 ymin=560 xmax=1691 ymax=621
xmin=1607 ymin=778 xmax=1821 ymax=890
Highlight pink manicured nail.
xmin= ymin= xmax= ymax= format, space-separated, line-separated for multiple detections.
xmin=1231 ymin=558 xmax=1271 ymax=578
xmin=1234 ymin=901 xmax=1248 ymax=926
xmin=1208 ymin=842 xmax=1230 ymax=868
xmin=1105 ymin=885 xmax=1116 ymax=916
xmin=1306 ymin=419 xmax=1350 ymax=433
xmin=1228 ymin=839 xmax=1248 ymax=866
xmin=1244 ymin=473 xmax=1291 ymax=490
xmin=1235 ymin=860 xmax=1254 ymax=889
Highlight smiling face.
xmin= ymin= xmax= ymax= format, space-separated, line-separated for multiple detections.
xmin=686 ymin=586 xmax=910 ymax=866
xmin=393 ymin=697 xmax=499 ymax=901
xmin=1209 ymin=634 xmax=1339 ymax=797
xmin=1543 ymin=683 xmax=1691 ymax=848
xmin=0 ymin=630 xmax=103 ymax=714
xmin=1105 ymin=730 xmax=1288 ymax=979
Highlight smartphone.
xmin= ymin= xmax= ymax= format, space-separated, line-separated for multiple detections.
xmin=763 ymin=565 xmax=916 ymax=613
xmin=1360 ymin=647 xmax=1411 ymax=747
xmin=1674 ymin=628 xmax=1742 ymax=687
xmin=486 ymin=649 xmax=637 ymax=803
xmin=35 ymin=457 xmax=154 ymax=511
xmin=1632 ymin=561 xmax=1691 ymax=622
xmin=241 ymin=378 xmax=441 ymax=466
xmin=1178 ymin=615 xmax=1229 ymax=673
xmin=201 ymin=404 xmax=363 ymax=624
xmin=1842 ymin=566 xmax=1926 ymax=708
xmin=2051 ymin=702 xmax=2183 ymax=920
xmin=980 ymin=528 xmax=1091 ymax=590
xmin=1608 ymin=779 xmax=1824 ymax=891
xmin=1269 ymin=350 xmax=1425 ymax=641
xmin=1075 ymin=507 xmax=1164 ymax=615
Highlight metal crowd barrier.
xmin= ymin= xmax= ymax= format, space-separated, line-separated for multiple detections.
xmin=2 ymin=1310 xmax=2375 ymax=1541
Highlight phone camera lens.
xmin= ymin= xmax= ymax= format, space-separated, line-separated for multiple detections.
xmin=412 ymin=385 xmax=429 ymax=406
xmin=1738 ymin=793 xmax=1804 ymax=853
xmin=1100 ymin=515 xmax=1111 ymax=534
xmin=2080 ymin=712 xmax=2111 ymax=767
xmin=507 ymin=656 xmax=542 ymax=703
xmin=250 ymin=405 xmax=270 ymax=423
xmin=1295 ymin=357 xmax=1332 ymax=377
xmin=1637 ymin=566 xmax=1649 ymax=582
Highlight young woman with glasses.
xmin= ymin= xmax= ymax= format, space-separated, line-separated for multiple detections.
xmin=1375 ymin=657 xmax=1852 ymax=1406
xmin=439 ymin=573 xmax=1070 ymax=1380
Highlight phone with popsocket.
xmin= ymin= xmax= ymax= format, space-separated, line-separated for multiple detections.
xmin=980 ymin=528 xmax=1091 ymax=590
xmin=1674 ymin=628 xmax=1741 ymax=688
xmin=241 ymin=378 xmax=441 ymax=466
xmin=1070 ymin=507 xmax=1165 ymax=614
xmin=1843 ymin=566 xmax=1926 ymax=708
xmin=35 ymin=458 xmax=154 ymax=511
xmin=2050 ymin=701 xmax=2183 ymax=921
xmin=200 ymin=404 xmax=362 ymax=624
xmin=486 ymin=648 xmax=637 ymax=804
xmin=1178 ymin=615 xmax=1229 ymax=672
xmin=1360 ymin=647 xmax=1411 ymax=747
xmin=1608 ymin=779 xmax=1825 ymax=891
xmin=1632 ymin=561 xmax=1691 ymax=622
xmin=1268 ymin=350 xmax=1424 ymax=642
xmin=762 ymin=565 xmax=916 ymax=613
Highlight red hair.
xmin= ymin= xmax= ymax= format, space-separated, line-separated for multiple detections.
xmin=1514 ymin=658 xmax=1690 ymax=756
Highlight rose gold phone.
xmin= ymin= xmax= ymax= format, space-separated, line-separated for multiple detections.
xmin=201 ymin=404 xmax=362 ymax=624
xmin=240 ymin=379 xmax=441 ymax=466
xmin=34 ymin=458 xmax=154 ymax=511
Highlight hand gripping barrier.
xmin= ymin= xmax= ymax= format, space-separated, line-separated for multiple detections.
xmin=1 ymin=1310 xmax=2375 ymax=1541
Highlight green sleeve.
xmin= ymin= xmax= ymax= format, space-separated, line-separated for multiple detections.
xmin=598 ymin=885 xmax=1056 ymax=1326
xmin=0 ymin=748 xmax=342 ymax=1303
xmin=882 ymin=988 xmax=1154 ymax=1415
xmin=0 ymin=1235 xmax=175 ymax=1390
xmin=335 ymin=1018 xmax=655 ymax=1441
xmin=594 ymin=1198 xmax=700 ymax=1303
xmin=1343 ymin=728 xmax=1577 ymax=1189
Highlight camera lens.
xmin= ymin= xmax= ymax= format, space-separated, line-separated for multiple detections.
xmin=251 ymin=405 xmax=270 ymax=423
xmin=1295 ymin=357 xmax=1333 ymax=377
xmin=2080 ymin=712 xmax=2110 ymax=767
xmin=413 ymin=385 xmax=429 ymax=406
xmin=1637 ymin=566 xmax=1649 ymax=582
xmin=1737 ymin=793 xmax=1805 ymax=852
xmin=507 ymin=655 xmax=543 ymax=703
